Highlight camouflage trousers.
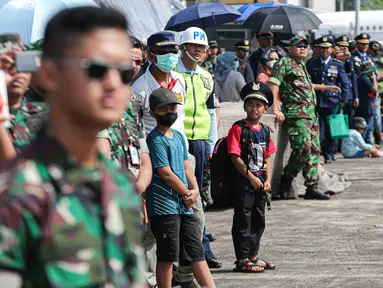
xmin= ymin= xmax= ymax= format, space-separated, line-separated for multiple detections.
xmin=283 ymin=118 xmax=320 ymax=186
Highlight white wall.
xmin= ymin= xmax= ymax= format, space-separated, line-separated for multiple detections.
xmin=280 ymin=0 xmax=336 ymax=12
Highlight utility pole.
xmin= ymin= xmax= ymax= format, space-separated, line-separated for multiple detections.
xmin=355 ymin=0 xmax=360 ymax=36
xmin=339 ymin=0 xmax=344 ymax=11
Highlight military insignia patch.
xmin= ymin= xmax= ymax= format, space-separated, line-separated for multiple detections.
xmin=244 ymin=40 xmax=249 ymax=45
xmin=252 ymin=82 xmax=260 ymax=91
xmin=323 ymin=37 xmax=327 ymax=42
xmin=200 ymin=75 xmax=211 ymax=90
xmin=362 ymin=33 xmax=367 ymax=39
xmin=343 ymin=36 xmax=347 ymax=41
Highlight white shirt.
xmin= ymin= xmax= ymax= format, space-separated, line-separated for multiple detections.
xmin=132 ymin=64 xmax=187 ymax=137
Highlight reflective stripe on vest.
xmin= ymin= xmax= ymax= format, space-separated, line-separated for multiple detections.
xmin=175 ymin=67 xmax=213 ymax=140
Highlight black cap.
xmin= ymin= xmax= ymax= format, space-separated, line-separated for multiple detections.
xmin=352 ymin=117 xmax=369 ymax=129
xmin=313 ymin=36 xmax=334 ymax=48
xmin=369 ymin=40 xmax=381 ymax=52
xmin=149 ymin=88 xmax=182 ymax=110
xmin=240 ymin=82 xmax=274 ymax=107
xmin=280 ymin=40 xmax=290 ymax=47
xmin=354 ymin=33 xmax=370 ymax=44
xmin=147 ymin=31 xmax=177 ymax=47
xmin=234 ymin=39 xmax=250 ymax=51
xmin=256 ymin=32 xmax=273 ymax=39
xmin=335 ymin=35 xmax=350 ymax=47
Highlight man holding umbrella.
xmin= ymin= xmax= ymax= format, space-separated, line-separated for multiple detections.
xmin=267 ymin=35 xmax=340 ymax=200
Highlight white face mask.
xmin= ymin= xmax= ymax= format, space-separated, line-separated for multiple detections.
xmin=266 ymin=60 xmax=277 ymax=69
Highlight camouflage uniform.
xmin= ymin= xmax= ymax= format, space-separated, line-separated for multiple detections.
xmin=0 ymin=125 xmax=146 ymax=287
xmin=201 ymin=56 xmax=216 ymax=76
xmin=268 ymin=51 xmax=320 ymax=186
xmin=9 ymin=99 xmax=46 ymax=153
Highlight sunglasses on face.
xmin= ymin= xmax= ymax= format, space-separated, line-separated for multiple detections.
xmin=52 ymin=58 xmax=135 ymax=84
xmin=296 ymin=43 xmax=308 ymax=48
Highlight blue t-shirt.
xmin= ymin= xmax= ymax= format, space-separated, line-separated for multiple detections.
xmin=146 ymin=128 xmax=192 ymax=217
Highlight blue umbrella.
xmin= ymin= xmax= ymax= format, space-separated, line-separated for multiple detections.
xmin=165 ymin=3 xmax=241 ymax=32
xmin=237 ymin=2 xmax=297 ymax=23
xmin=0 ymin=0 xmax=98 ymax=45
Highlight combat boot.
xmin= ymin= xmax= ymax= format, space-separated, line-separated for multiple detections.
xmin=279 ymin=174 xmax=293 ymax=200
xmin=304 ymin=185 xmax=330 ymax=200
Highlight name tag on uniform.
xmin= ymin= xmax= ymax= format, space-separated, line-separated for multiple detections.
xmin=129 ymin=145 xmax=140 ymax=165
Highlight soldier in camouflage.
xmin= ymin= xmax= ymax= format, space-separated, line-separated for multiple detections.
xmin=201 ymin=40 xmax=219 ymax=77
xmin=268 ymin=35 xmax=341 ymax=200
xmin=0 ymin=7 xmax=146 ymax=287
xmin=0 ymin=34 xmax=46 ymax=156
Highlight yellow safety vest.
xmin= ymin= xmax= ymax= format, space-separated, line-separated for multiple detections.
xmin=175 ymin=66 xmax=213 ymax=140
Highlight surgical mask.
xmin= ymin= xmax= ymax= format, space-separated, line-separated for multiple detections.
xmin=266 ymin=60 xmax=277 ymax=69
xmin=156 ymin=112 xmax=178 ymax=127
xmin=234 ymin=60 xmax=240 ymax=70
xmin=155 ymin=53 xmax=178 ymax=73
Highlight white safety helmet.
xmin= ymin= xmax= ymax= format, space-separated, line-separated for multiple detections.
xmin=180 ymin=27 xmax=208 ymax=47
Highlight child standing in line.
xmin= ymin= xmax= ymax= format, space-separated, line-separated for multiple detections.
xmin=227 ymin=82 xmax=277 ymax=273
xmin=146 ymin=88 xmax=216 ymax=288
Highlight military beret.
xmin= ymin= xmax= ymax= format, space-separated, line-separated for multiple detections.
xmin=240 ymin=81 xmax=274 ymax=107
xmin=335 ymin=35 xmax=350 ymax=47
xmin=0 ymin=34 xmax=25 ymax=54
xmin=256 ymin=32 xmax=273 ymax=39
xmin=289 ymin=35 xmax=308 ymax=47
xmin=208 ymin=40 xmax=218 ymax=48
xmin=354 ymin=33 xmax=370 ymax=44
xmin=234 ymin=39 xmax=250 ymax=51
xmin=369 ymin=40 xmax=381 ymax=52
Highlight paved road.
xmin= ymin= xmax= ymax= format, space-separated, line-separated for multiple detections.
xmin=205 ymin=156 xmax=383 ymax=288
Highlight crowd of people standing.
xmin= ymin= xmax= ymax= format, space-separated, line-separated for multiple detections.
xmin=0 ymin=4 xmax=382 ymax=288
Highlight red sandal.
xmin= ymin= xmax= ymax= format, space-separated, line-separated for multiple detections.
xmin=233 ymin=259 xmax=264 ymax=273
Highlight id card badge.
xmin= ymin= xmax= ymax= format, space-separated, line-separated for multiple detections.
xmin=0 ymin=71 xmax=10 ymax=128
xmin=129 ymin=145 xmax=140 ymax=165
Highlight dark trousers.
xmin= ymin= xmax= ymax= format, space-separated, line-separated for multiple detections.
xmin=343 ymin=101 xmax=355 ymax=128
xmin=231 ymin=177 xmax=267 ymax=260
xmin=188 ymin=140 xmax=206 ymax=192
xmin=319 ymin=108 xmax=336 ymax=160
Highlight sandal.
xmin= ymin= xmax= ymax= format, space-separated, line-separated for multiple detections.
xmin=251 ymin=257 xmax=276 ymax=270
xmin=233 ymin=259 xmax=264 ymax=273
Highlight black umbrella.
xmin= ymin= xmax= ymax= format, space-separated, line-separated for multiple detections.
xmin=241 ymin=6 xmax=322 ymax=34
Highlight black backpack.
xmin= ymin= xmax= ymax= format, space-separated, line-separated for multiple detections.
xmin=210 ymin=120 xmax=271 ymax=209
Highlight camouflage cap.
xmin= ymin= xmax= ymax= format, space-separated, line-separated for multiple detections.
xmin=27 ymin=39 xmax=44 ymax=51
xmin=0 ymin=34 xmax=25 ymax=54
xmin=208 ymin=40 xmax=218 ymax=48
xmin=359 ymin=60 xmax=374 ymax=76
xmin=289 ymin=35 xmax=308 ymax=47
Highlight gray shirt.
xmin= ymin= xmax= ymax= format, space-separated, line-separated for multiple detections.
xmin=215 ymin=70 xmax=246 ymax=103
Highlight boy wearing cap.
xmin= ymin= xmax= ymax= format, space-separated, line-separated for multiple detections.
xmin=342 ymin=117 xmax=380 ymax=158
xmin=227 ymin=82 xmax=276 ymax=273
xmin=146 ymin=88 xmax=215 ymax=288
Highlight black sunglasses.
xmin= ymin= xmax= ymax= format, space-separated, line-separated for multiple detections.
xmin=52 ymin=58 xmax=135 ymax=84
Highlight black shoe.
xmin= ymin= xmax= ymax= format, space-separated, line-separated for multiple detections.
xmin=171 ymin=278 xmax=197 ymax=288
xmin=279 ymin=174 xmax=293 ymax=199
xmin=207 ymin=257 xmax=222 ymax=269
xmin=324 ymin=158 xmax=332 ymax=164
xmin=206 ymin=233 xmax=216 ymax=242
xmin=304 ymin=185 xmax=330 ymax=200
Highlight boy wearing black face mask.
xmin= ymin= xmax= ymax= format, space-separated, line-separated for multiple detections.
xmin=146 ymin=88 xmax=216 ymax=288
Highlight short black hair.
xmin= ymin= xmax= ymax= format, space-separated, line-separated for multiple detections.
xmin=43 ymin=6 xmax=128 ymax=59
xmin=130 ymin=36 xmax=143 ymax=50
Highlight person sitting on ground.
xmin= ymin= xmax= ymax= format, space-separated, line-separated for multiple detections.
xmin=342 ymin=117 xmax=381 ymax=158
xmin=146 ymin=88 xmax=216 ymax=288
xmin=256 ymin=47 xmax=285 ymax=83
xmin=214 ymin=51 xmax=246 ymax=103
xmin=227 ymin=82 xmax=277 ymax=273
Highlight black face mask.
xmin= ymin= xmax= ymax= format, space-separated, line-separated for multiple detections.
xmin=156 ymin=112 xmax=178 ymax=127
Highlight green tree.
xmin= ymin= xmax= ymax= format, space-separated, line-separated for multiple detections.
xmin=342 ymin=0 xmax=383 ymax=11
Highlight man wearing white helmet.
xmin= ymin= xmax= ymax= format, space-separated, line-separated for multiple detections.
xmin=174 ymin=27 xmax=220 ymax=286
